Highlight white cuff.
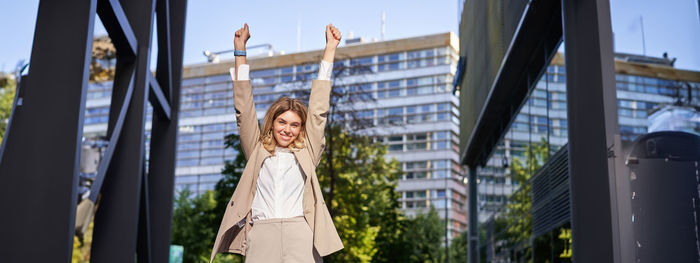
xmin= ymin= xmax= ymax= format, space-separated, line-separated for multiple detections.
xmin=229 ymin=64 xmax=250 ymax=81
xmin=318 ymin=61 xmax=333 ymax=80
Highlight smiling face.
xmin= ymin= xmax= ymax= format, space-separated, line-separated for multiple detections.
xmin=259 ymin=97 xmax=308 ymax=153
xmin=273 ymin=110 xmax=302 ymax=147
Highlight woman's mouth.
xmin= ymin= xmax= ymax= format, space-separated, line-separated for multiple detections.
xmin=279 ymin=133 xmax=291 ymax=140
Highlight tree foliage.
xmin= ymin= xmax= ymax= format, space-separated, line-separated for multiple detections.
xmin=171 ymin=188 xmax=220 ymax=263
xmin=316 ymin=125 xmax=449 ymax=263
xmin=214 ymin=133 xmax=246 ymax=229
xmin=170 ymin=187 xmax=244 ymax=263
xmin=170 ymin=133 xmax=246 ymax=263
xmin=401 ymin=207 xmax=446 ymax=263
xmin=0 ymin=74 xmax=16 ymax=145
xmin=71 ymin=222 xmax=94 ymax=263
xmin=317 ymin=126 xmax=405 ymax=262
xmin=211 ymin=133 xmax=247 ymax=263
xmin=503 ymin=137 xmax=549 ymax=261
xmin=89 ymin=35 xmax=116 ymax=82
xmin=449 ymin=231 xmax=468 ymax=263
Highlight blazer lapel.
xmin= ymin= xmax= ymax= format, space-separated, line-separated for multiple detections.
xmin=293 ymin=149 xmax=314 ymax=184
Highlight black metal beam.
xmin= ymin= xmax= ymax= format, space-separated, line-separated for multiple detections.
xmin=148 ymin=72 xmax=172 ymax=120
xmin=461 ymin=0 xmax=563 ymax=167
xmin=467 ymin=166 xmax=479 ymax=263
xmin=97 ymin=0 xmax=137 ymax=57
xmin=0 ymin=0 xmax=97 ymax=261
xmin=561 ymin=0 xmax=620 ymax=261
xmin=145 ymin=0 xmax=187 ymax=261
xmin=90 ymin=0 xmax=157 ymax=261
xmin=137 ymin=164 xmax=153 ymax=263
xmin=156 ymin=0 xmax=174 ymax=100
xmin=89 ymin=68 xmax=135 ymax=202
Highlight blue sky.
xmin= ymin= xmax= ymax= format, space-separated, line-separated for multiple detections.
xmin=0 ymin=0 xmax=698 ymax=72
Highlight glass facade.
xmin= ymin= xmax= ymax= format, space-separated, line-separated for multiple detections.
xmin=475 ymin=50 xmax=700 ymax=261
xmin=477 ymin=52 xmax=700 ymax=222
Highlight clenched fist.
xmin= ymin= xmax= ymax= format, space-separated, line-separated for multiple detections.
xmin=325 ymin=24 xmax=341 ymax=48
xmin=234 ymin=23 xmax=250 ymax=50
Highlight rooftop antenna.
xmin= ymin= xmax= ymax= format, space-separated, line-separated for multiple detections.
xmin=381 ymin=11 xmax=386 ymax=41
xmin=640 ymin=16 xmax=646 ymax=56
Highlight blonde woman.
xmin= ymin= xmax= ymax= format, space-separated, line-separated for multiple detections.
xmin=209 ymin=23 xmax=344 ymax=263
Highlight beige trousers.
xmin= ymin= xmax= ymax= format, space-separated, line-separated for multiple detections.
xmin=245 ymin=217 xmax=323 ymax=263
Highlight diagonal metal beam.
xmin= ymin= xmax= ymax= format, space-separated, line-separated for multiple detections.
xmin=156 ymin=0 xmax=174 ymax=102
xmin=148 ymin=72 xmax=171 ymax=120
xmin=89 ymin=69 xmax=135 ymax=202
xmin=97 ymin=0 xmax=137 ymax=57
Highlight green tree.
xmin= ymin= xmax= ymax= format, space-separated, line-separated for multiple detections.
xmin=170 ymin=133 xmax=246 ymax=263
xmin=401 ymin=207 xmax=445 ymax=263
xmin=213 ymin=133 xmax=246 ymax=230
xmin=171 ymin=188 xmax=220 ymax=263
xmin=318 ymin=126 xmax=404 ymax=263
xmin=0 ymin=74 xmax=16 ymax=144
xmin=449 ymin=231 xmax=468 ymax=263
xmin=372 ymin=217 xmax=412 ymax=263
xmin=503 ymin=137 xmax=549 ymax=261
xmin=211 ymin=133 xmax=247 ymax=263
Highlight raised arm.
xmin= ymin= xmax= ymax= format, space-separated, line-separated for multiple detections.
xmin=233 ymin=23 xmax=249 ymax=80
xmin=231 ymin=23 xmax=259 ymax=159
xmin=322 ymin=24 xmax=340 ymax=64
xmin=307 ymin=24 xmax=341 ymax=164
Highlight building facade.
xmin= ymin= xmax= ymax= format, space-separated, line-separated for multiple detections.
xmin=82 ymin=33 xmax=467 ymax=237
xmin=476 ymin=52 xmax=700 ymax=222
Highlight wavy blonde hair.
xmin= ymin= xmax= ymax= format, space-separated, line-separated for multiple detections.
xmin=260 ymin=97 xmax=307 ymax=154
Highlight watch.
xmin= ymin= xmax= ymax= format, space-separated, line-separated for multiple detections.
xmin=234 ymin=50 xmax=246 ymax=56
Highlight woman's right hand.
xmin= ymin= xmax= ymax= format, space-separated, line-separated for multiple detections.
xmin=234 ymin=23 xmax=250 ymax=50
xmin=325 ymin=24 xmax=341 ymax=49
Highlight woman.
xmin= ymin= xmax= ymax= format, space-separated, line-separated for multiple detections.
xmin=209 ymin=23 xmax=344 ymax=263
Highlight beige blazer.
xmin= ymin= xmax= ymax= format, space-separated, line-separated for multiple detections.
xmin=209 ymin=79 xmax=343 ymax=263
